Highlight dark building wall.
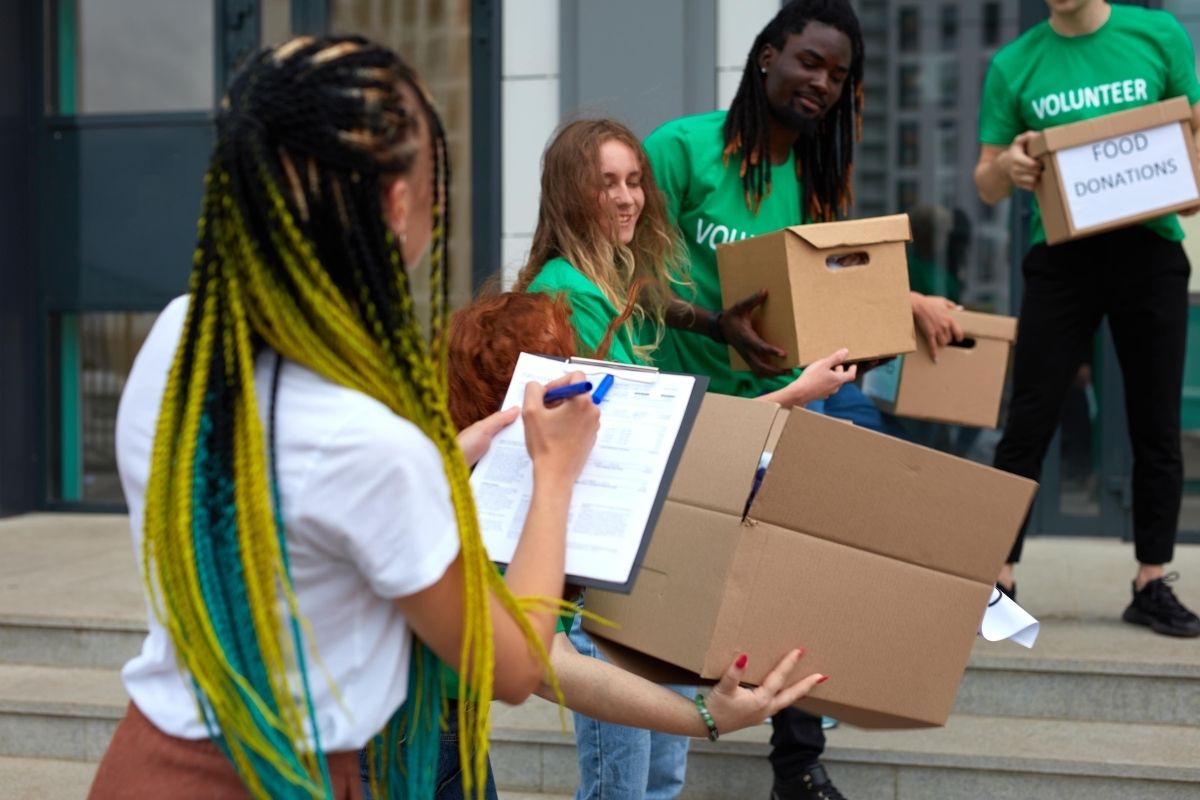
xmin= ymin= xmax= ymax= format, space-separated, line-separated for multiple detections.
xmin=0 ymin=0 xmax=39 ymax=515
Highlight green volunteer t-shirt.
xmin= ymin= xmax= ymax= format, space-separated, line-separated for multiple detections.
xmin=979 ymin=4 xmax=1200 ymax=247
xmin=906 ymin=250 xmax=961 ymax=303
xmin=526 ymin=256 xmax=646 ymax=365
xmin=644 ymin=110 xmax=803 ymax=398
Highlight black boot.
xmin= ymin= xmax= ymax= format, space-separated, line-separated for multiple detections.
xmin=770 ymin=763 xmax=847 ymax=800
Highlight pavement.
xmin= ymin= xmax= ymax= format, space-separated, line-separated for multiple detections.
xmin=2 ymin=513 xmax=1199 ymax=800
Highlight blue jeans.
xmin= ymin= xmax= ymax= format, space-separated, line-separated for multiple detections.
xmin=806 ymin=382 xmax=911 ymax=440
xmin=567 ymin=612 xmax=691 ymax=800
xmin=360 ymin=701 xmax=499 ymax=800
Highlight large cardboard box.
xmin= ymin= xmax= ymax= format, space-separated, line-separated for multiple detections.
xmin=1028 ymin=96 xmax=1200 ymax=245
xmin=716 ymin=215 xmax=916 ymax=370
xmin=583 ymin=394 xmax=1037 ymax=729
xmin=861 ymin=309 xmax=1017 ymax=429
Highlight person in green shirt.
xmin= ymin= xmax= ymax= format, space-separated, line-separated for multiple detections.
xmin=513 ymin=117 xmax=855 ymax=800
xmin=642 ymin=2 xmax=967 ymax=797
xmin=975 ymin=0 xmax=1200 ymax=637
xmin=516 ymin=118 xmax=855 ymax=402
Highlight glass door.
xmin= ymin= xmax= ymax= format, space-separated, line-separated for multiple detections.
xmin=39 ymin=0 xmax=288 ymax=507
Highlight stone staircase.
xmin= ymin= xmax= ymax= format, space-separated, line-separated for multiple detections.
xmin=2 ymin=515 xmax=1198 ymax=799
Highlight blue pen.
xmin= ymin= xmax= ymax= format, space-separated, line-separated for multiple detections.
xmin=543 ymin=381 xmax=593 ymax=404
xmin=591 ymin=373 xmax=615 ymax=405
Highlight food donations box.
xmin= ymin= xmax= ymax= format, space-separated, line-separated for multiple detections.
xmin=716 ymin=214 xmax=916 ymax=370
xmin=1028 ymin=96 xmax=1200 ymax=245
xmin=583 ymin=394 xmax=1038 ymax=729
xmin=861 ymin=309 xmax=1018 ymax=429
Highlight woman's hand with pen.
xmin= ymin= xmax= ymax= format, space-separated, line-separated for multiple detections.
xmin=522 ymin=371 xmax=601 ymax=489
xmin=494 ymin=371 xmax=600 ymax=699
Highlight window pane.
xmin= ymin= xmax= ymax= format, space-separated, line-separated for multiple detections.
xmin=56 ymin=0 xmax=215 ymax=115
xmin=898 ymin=64 xmax=921 ymax=109
xmin=53 ymin=312 xmax=157 ymax=504
xmin=939 ymin=58 xmax=958 ymax=108
xmin=983 ymin=2 xmax=1001 ymax=47
xmin=898 ymin=7 xmax=920 ymax=52
xmin=898 ymin=122 xmax=919 ymax=167
xmin=940 ymin=5 xmax=958 ymax=50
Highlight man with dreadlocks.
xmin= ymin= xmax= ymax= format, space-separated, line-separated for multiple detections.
xmin=89 ymin=36 xmax=601 ymax=800
xmin=642 ymin=1 xmax=962 ymax=797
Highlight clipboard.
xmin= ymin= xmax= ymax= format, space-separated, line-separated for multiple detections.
xmin=470 ymin=352 xmax=709 ymax=593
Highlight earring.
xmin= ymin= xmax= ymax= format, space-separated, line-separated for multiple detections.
xmin=760 ymin=67 xmax=767 ymax=75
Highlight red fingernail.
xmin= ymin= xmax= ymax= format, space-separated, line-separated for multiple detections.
xmin=816 ymin=674 xmax=829 ymax=684
xmin=796 ymin=647 xmax=806 ymax=658
xmin=735 ymin=653 xmax=748 ymax=669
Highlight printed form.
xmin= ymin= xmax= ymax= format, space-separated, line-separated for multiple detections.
xmin=470 ymin=352 xmax=697 ymax=588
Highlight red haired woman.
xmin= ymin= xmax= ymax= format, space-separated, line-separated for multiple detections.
xmin=441 ymin=291 xmax=825 ymax=800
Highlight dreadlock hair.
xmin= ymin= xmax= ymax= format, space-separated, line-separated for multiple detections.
xmin=141 ymin=35 xmax=545 ymax=799
xmin=723 ymin=0 xmax=864 ymax=221
xmin=512 ymin=119 xmax=685 ymax=363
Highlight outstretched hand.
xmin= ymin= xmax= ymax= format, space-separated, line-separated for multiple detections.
xmin=719 ymin=290 xmax=790 ymax=378
xmin=703 ymin=649 xmax=827 ymax=736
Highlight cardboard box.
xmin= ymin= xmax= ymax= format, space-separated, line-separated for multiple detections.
xmin=583 ymin=394 xmax=1037 ymax=729
xmin=861 ymin=309 xmax=1017 ymax=429
xmin=716 ymin=214 xmax=916 ymax=369
xmin=1029 ymin=96 xmax=1200 ymax=245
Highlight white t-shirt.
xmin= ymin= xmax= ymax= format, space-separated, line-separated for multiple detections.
xmin=116 ymin=295 xmax=461 ymax=751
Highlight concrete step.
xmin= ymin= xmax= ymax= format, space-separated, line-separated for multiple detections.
xmin=8 ymin=609 xmax=1195 ymax=728
xmin=0 ymin=615 xmax=145 ymax=670
xmin=0 ymin=663 xmax=125 ymax=761
xmin=954 ymin=618 xmax=1200 ymax=725
xmin=490 ymin=698 xmax=1200 ymax=800
xmin=0 ymin=756 xmax=98 ymax=800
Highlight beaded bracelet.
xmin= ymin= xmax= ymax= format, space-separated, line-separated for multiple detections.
xmin=693 ymin=693 xmax=719 ymax=741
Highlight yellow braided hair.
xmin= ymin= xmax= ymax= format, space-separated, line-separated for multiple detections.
xmin=141 ymin=36 xmax=547 ymax=799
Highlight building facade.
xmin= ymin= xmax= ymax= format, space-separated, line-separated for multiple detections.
xmin=1 ymin=0 xmax=1197 ymax=544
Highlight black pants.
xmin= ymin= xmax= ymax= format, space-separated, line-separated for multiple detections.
xmin=769 ymin=708 xmax=825 ymax=778
xmin=995 ymin=225 xmax=1190 ymax=565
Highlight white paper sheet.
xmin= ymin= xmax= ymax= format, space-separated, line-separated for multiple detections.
xmin=979 ymin=587 xmax=1040 ymax=648
xmin=470 ymin=352 xmax=697 ymax=587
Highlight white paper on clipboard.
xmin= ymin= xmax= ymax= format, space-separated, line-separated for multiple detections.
xmin=470 ymin=351 xmax=701 ymax=590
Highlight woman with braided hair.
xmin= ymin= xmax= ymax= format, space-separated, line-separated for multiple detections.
xmin=89 ymin=36 xmax=599 ymax=800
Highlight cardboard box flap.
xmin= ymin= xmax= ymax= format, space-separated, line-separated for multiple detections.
xmin=748 ymin=409 xmax=1037 ymax=583
xmin=583 ymin=500 xmax=742 ymax=672
xmin=1030 ymin=96 xmax=1192 ymax=157
xmin=665 ymin=393 xmax=781 ymax=516
xmin=953 ymin=309 xmax=1017 ymax=342
xmin=783 ymin=214 xmax=912 ymax=250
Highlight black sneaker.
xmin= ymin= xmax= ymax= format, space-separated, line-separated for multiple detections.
xmin=770 ymin=763 xmax=847 ymax=800
xmin=1122 ymin=572 xmax=1200 ymax=638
